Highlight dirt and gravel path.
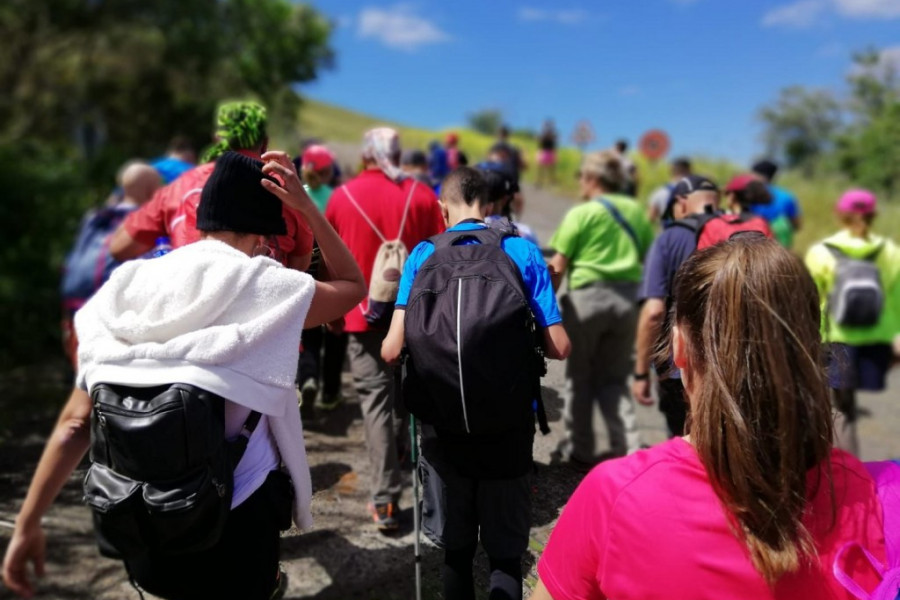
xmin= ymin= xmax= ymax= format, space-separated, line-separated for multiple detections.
xmin=2 ymin=178 xmax=900 ymax=599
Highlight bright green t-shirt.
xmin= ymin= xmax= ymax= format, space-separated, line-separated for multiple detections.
xmin=549 ymin=194 xmax=654 ymax=290
xmin=305 ymin=183 xmax=333 ymax=213
xmin=805 ymin=229 xmax=900 ymax=345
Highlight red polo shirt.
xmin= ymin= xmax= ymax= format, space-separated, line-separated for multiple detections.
xmin=326 ymin=169 xmax=444 ymax=333
xmin=123 ymin=150 xmax=313 ymax=263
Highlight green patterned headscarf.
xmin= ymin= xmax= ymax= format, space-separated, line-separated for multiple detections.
xmin=200 ymin=101 xmax=268 ymax=163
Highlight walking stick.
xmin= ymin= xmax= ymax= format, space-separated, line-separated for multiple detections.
xmin=396 ymin=354 xmax=422 ymax=600
xmin=410 ymin=412 xmax=422 ymax=600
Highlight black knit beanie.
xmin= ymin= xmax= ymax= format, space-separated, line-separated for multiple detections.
xmin=197 ymin=151 xmax=287 ymax=235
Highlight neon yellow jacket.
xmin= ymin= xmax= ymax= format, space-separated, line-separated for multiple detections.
xmin=805 ymin=229 xmax=900 ymax=345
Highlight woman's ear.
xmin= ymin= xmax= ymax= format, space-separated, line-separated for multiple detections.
xmin=672 ymin=324 xmax=687 ymax=369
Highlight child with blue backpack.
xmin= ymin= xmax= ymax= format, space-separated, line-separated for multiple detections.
xmin=381 ymin=167 xmax=570 ymax=600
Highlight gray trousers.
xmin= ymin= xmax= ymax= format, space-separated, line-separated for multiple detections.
xmin=560 ymin=282 xmax=641 ymax=461
xmin=347 ymin=331 xmax=404 ymax=505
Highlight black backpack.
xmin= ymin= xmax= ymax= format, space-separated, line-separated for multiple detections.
xmin=82 ymin=383 xmax=260 ymax=560
xmin=402 ymin=226 xmax=548 ymax=436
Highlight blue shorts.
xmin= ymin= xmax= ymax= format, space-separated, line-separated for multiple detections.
xmin=827 ymin=343 xmax=892 ymax=392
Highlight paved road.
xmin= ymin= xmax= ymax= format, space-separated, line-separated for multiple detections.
xmin=1 ymin=179 xmax=899 ymax=600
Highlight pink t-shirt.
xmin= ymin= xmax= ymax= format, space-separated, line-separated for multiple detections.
xmin=538 ymin=438 xmax=886 ymax=600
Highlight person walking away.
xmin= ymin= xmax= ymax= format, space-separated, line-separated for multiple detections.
xmin=536 ymin=119 xmax=558 ymax=188
xmin=632 ymin=175 xmax=720 ymax=436
xmin=151 ymin=135 xmax=197 ymax=184
xmin=749 ymin=159 xmax=801 ymax=249
xmin=493 ymin=124 xmax=526 ymax=181
xmin=548 ymin=150 xmax=654 ymax=468
xmin=428 ymin=140 xmax=450 ymax=190
xmin=325 ymin=127 xmax=445 ymax=530
xmin=444 ymin=132 xmax=467 ymax=171
xmin=476 ymin=160 xmax=540 ymax=246
xmin=59 ymin=161 xmax=162 ymax=372
xmin=805 ymin=189 xmax=900 ymax=456
xmin=612 ymin=139 xmax=638 ymax=198
xmin=2 ymin=150 xmax=366 ymax=600
xmin=530 ymin=236 xmax=890 ymax=600
xmin=296 ymin=143 xmax=349 ymax=415
xmin=381 ymin=167 xmax=570 ymax=600
xmin=646 ymin=157 xmax=691 ymax=229
xmin=108 ymin=100 xmax=313 ymax=272
xmin=401 ymin=149 xmax=433 ymax=186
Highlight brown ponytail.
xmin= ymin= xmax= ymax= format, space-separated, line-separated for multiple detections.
xmin=671 ymin=237 xmax=834 ymax=584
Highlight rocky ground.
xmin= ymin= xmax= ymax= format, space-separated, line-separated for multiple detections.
xmin=2 ymin=180 xmax=900 ymax=599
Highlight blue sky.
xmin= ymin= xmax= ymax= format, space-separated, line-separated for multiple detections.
xmin=302 ymin=0 xmax=899 ymax=165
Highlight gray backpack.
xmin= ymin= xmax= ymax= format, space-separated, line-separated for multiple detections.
xmin=826 ymin=243 xmax=884 ymax=328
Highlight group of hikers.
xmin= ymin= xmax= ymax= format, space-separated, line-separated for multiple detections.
xmin=3 ymin=98 xmax=900 ymax=600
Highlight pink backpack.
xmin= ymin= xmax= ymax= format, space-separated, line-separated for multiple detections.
xmin=834 ymin=461 xmax=900 ymax=600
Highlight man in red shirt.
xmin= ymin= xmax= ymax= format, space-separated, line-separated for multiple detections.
xmin=109 ymin=101 xmax=313 ymax=271
xmin=326 ymin=127 xmax=444 ymax=530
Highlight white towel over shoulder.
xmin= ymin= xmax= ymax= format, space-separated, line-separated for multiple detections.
xmin=75 ymin=239 xmax=317 ymax=529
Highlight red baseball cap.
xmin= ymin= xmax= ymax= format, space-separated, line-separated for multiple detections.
xmin=724 ymin=173 xmax=758 ymax=193
xmin=301 ymin=144 xmax=334 ymax=171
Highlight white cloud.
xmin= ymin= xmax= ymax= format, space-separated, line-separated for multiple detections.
xmin=762 ymin=0 xmax=900 ymax=27
xmin=833 ymin=0 xmax=900 ymax=18
xmin=357 ymin=5 xmax=451 ymax=51
xmin=619 ymin=85 xmax=641 ymax=97
xmin=761 ymin=0 xmax=827 ymax=28
xmin=517 ymin=7 xmax=589 ymax=25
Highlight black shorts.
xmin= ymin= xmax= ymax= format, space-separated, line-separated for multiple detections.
xmin=827 ymin=343 xmax=892 ymax=392
xmin=419 ymin=451 xmax=531 ymax=559
xmin=125 ymin=470 xmax=292 ymax=600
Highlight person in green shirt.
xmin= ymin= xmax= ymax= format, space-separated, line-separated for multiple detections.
xmin=297 ymin=143 xmax=347 ymax=417
xmin=805 ymin=189 xmax=900 ymax=456
xmin=548 ymin=150 xmax=654 ymax=467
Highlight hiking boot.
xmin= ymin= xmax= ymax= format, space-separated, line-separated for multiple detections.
xmin=317 ymin=391 xmax=343 ymax=411
xmin=367 ymin=502 xmax=399 ymax=531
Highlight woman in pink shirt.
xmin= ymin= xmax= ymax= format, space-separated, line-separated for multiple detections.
xmin=531 ymin=237 xmax=887 ymax=600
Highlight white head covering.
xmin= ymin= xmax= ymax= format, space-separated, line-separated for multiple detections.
xmin=362 ymin=127 xmax=406 ymax=182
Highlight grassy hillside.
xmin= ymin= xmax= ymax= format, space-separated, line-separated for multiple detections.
xmin=291 ymin=99 xmax=900 ymax=256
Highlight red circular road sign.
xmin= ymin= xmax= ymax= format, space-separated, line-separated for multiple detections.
xmin=638 ymin=129 xmax=671 ymax=161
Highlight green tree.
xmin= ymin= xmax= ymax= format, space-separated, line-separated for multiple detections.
xmin=467 ymin=109 xmax=504 ymax=136
xmin=835 ymin=49 xmax=900 ymax=196
xmin=847 ymin=47 xmax=900 ymax=122
xmin=0 ymin=0 xmax=333 ymax=370
xmin=757 ymin=85 xmax=842 ymax=171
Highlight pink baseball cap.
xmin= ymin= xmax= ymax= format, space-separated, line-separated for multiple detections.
xmin=301 ymin=144 xmax=334 ymax=171
xmin=836 ymin=189 xmax=877 ymax=215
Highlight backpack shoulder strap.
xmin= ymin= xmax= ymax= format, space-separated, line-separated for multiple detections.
xmin=597 ymin=197 xmax=639 ymax=250
xmin=341 ymin=185 xmax=387 ymax=243
xmin=396 ymin=180 xmax=418 ymax=242
xmin=229 ymin=410 xmax=262 ymax=465
xmin=430 ymin=224 xmax=506 ymax=251
xmin=832 ymin=460 xmax=900 ymax=598
xmin=867 ymin=460 xmax=900 ymax=564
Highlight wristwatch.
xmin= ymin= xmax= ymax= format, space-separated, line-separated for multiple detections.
xmin=633 ymin=372 xmax=650 ymax=381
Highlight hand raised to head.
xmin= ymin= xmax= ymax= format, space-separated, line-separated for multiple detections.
xmin=260 ymin=151 xmax=315 ymax=214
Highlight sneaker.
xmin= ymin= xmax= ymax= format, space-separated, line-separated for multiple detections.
xmin=300 ymin=377 xmax=319 ymax=407
xmin=269 ymin=566 xmax=288 ymax=600
xmin=367 ymin=502 xmax=399 ymax=531
xmin=317 ymin=391 xmax=344 ymax=411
